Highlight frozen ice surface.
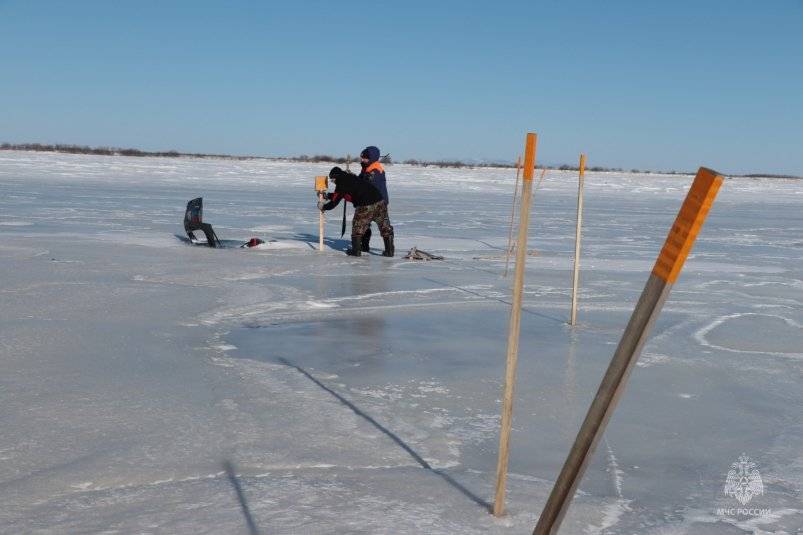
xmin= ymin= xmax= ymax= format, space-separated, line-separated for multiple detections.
xmin=1 ymin=151 xmax=801 ymax=533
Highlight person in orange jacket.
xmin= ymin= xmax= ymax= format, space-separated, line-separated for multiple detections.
xmin=357 ymin=146 xmax=390 ymax=252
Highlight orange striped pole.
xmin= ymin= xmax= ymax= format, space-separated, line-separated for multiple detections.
xmin=494 ymin=133 xmax=537 ymax=517
xmin=569 ymin=154 xmax=587 ymax=325
xmin=534 ymin=167 xmax=724 ymax=534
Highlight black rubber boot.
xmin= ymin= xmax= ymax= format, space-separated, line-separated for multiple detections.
xmin=346 ymin=236 xmax=362 ymax=256
xmin=382 ymin=234 xmax=395 ymax=257
xmin=361 ymin=229 xmax=371 ymax=252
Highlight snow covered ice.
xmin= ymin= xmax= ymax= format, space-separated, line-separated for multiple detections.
xmin=1 ymin=151 xmax=801 ymax=534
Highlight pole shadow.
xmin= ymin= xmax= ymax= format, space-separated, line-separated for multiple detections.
xmin=223 ymin=460 xmax=261 ymax=535
xmin=278 ymin=357 xmax=492 ymax=512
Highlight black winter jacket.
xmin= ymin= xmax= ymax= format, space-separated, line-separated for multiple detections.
xmin=321 ymin=167 xmax=384 ymax=210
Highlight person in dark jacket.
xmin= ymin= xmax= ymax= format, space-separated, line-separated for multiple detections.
xmin=318 ymin=166 xmax=394 ymax=257
xmin=357 ymin=146 xmax=389 ymax=252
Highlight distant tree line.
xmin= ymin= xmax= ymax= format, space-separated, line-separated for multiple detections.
xmin=740 ymin=173 xmax=801 ymax=179
xmin=2 ymin=142 xmax=799 ymax=178
xmin=0 ymin=143 xmax=261 ymax=161
xmin=282 ymin=157 xmax=800 ymax=177
xmin=283 ymin=154 xmax=394 ymax=165
xmin=285 ymin=154 xmax=356 ymax=165
xmin=400 ymin=159 xmax=686 ymax=174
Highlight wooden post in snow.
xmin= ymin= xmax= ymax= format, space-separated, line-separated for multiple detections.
xmin=315 ymin=175 xmax=328 ymax=252
xmin=533 ymin=167 xmax=724 ymax=534
xmin=319 ymin=202 xmax=324 ymax=251
xmin=503 ymin=156 xmax=523 ymax=278
xmin=569 ymin=154 xmax=587 ymax=326
xmin=494 ymin=132 xmax=537 ymax=517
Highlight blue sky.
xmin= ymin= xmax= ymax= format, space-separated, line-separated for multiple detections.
xmin=2 ymin=0 xmax=802 ymax=174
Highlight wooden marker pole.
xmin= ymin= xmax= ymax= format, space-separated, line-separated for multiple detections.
xmin=315 ymin=175 xmax=329 ymax=252
xmin=319 ymin=200 xmax=324 ymax=251
xmin=569 ymin=154 xmax=587 ymax=326
xmin=533 ymin=167 xmax=724 ymax=534
xmin=503 ymin=156 xmax=523 ymax=278
xmin=345 ymin=154 xmax=351 ymax=172
xmin=494 ymin=132 xmax=537 ymax=517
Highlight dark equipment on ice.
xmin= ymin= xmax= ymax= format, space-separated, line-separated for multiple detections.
xmin=403 ymin=247 xmax=443 ymax=261
xmin=241 ymin=237 xmax=264 ymax=248
xmin=184 ymin=197 xmax=221 ymax=247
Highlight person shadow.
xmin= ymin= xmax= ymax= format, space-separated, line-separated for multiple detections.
xmin=291 ymin=232 xmax=351 ymax=251
xmin=292 ymin=232 xmax=388 ymax=255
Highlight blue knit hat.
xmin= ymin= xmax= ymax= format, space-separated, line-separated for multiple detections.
xmin=360 ymin=146 xmax=380 ymax=163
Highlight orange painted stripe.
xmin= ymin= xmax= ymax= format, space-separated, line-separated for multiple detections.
xmin=652 ymin=167 xmax=723 ymax=283
xmin=365 ymin=162 xmax=384 ymax=173
xmin=315 ymin=175 xmax=328 ymax=191
xmin=523 ymin=133 xmax=537 ymax=181
xmin=579 ymin=153 xmax=587 ymax=177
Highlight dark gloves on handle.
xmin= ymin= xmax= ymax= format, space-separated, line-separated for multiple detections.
xmin=329 ymin=166 xmax=355 ymax=181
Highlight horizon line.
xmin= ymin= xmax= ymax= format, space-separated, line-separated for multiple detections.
xmin=1 ymin=141 xmax=800 ymax=180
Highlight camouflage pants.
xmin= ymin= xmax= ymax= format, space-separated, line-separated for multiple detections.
xmin=352 ymin=201 xmax=393 ymax=239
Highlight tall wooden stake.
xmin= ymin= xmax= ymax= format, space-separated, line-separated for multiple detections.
xmin=569 ymin=154 xmax=587 ymax=326
xmin=315 ymin=175 xmax=328 ymax=252
xmin=503 ymin=156 xmax=523 ymax=278
xmin=494 ymin=132 xmax=538 ymax=517
xmin=319 ymin=198 xmax=324 ymax=251
xmin=533 ymin=167 xmax=724 ymax=534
